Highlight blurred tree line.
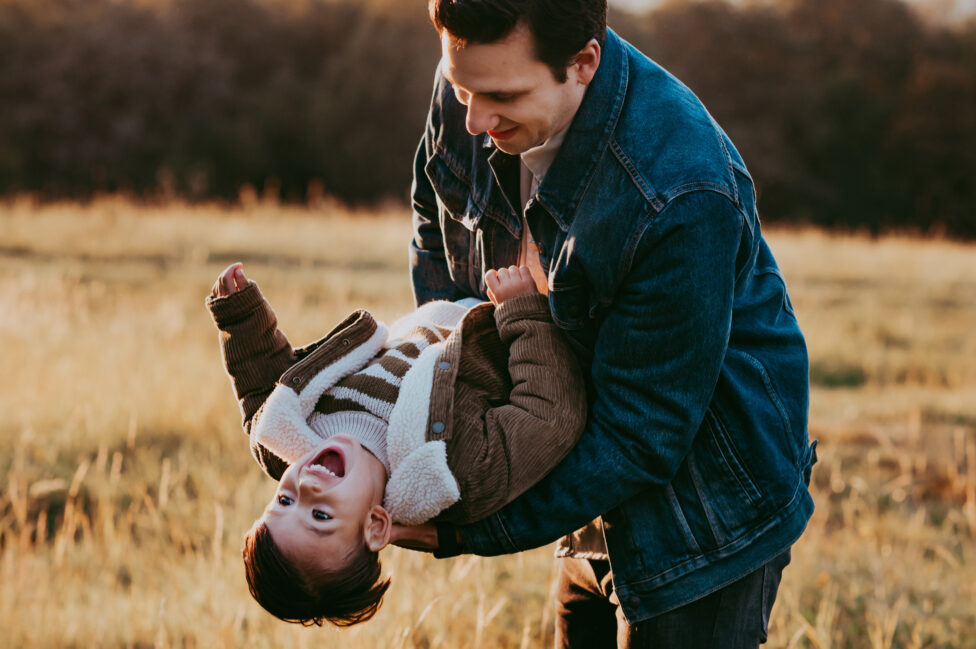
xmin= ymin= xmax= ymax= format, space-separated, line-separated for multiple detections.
xmin=0 ymin=0 xmax=973 ymax=236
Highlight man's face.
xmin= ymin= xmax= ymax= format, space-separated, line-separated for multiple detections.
xmin=440 ymin=22 xmax=593 ymax=155
xmin=262 ymin=435 xmax=388 ymax=576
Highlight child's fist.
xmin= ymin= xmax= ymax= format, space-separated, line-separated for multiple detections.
xmin=485 ymin=265 xmax=538 ymax=306
xmin=213 ymin=262 xmax=248 ymax=297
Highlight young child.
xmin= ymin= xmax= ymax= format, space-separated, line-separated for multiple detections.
xmin=207 ymin=263 xmax=586 ymax=627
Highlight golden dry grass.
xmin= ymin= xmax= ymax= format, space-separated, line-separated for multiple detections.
xmin=0 ymin=197 xmax=974 ymax=648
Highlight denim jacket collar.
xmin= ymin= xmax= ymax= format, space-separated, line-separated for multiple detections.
xmin=481 ymin=28 xmax=629 ymax=233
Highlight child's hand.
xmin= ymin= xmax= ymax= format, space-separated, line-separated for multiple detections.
xmin=212 ymin=262 xmax=249 ymax=297
xmin=485 ymin=265 xmax=538 ymax=306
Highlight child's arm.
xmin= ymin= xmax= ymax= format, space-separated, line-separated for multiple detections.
xmin=206 ymin=263 xmax=299 ymax=437
xmin=446 ymin=267 xmax=588 ymax=523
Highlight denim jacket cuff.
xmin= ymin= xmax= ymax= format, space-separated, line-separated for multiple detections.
xmin=459 ymin=512 xmax=521 ymax=556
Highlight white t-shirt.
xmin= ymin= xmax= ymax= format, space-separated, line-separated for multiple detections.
xmin=517 ymin=125 xmax=569 ymax=295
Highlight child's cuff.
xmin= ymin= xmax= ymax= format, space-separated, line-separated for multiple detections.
xmin=493 ymin=292 xmax=551 ymax=327
xmin=205 ymin=281 xmax=266 ymax=326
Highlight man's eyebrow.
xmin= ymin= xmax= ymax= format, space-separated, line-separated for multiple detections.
xmin=440 ymin=60 xmax=529 ymax=97
xmin=485 ymin=89 xmax=529 ymax=99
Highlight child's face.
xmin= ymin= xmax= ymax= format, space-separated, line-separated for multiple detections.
xmin=261 ymin=435 xmax=390 ymax=575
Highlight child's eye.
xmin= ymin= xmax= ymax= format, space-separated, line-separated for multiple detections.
xmin=277 ymin=495 xmax=293 ymax=506
xmin=312 ymin=510 xmax=331 ymax=521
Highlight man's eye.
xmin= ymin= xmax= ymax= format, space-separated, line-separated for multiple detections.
xmin=277 ymin=495 xmax=293 ymax=506
xmin=489 ymin=94 xmax=516 ymax=103
xmin=312 ymin=510 xmax=331 ymax=521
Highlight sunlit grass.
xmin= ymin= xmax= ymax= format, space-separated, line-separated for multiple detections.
xmin=1 ymin=198 xmax=974 ymax=648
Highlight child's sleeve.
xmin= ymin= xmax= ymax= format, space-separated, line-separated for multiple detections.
xmin=206 ymin=282 xmax=298 ymax=436
xmin=468 ymin=293 xmax=589 ymax=518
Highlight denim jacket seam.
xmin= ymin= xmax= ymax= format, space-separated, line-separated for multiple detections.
xmin=621 ymin=190 xmax=736 ymax=305
xmin=754 ymin=267 xmax=796 ymax=316
xmin=731 ymin=166 xmax=757 ymax=239
xmin=618 ymin=471 xmax=808 ymax=590
xmin=665 ymin=484 xmax=704 ymax=555
xmin=611 ymin=202 xmax=656 ymax=299
xmin=685 ymin=451 xmax=725 ymax=546
xmin=610 ymin=136 xmax=663 ymax=210
xmin=704 ymin=408 xmax=764 ymax=506
xmin=735 ymin=351 xmax=797 ymax=450
xmin=490 ymin=513 xmax=520 ymax=553
xmin=661 ymin=181 xmax=737 ymax=204
xmin=713 ymin=124 xmax=739 ymax=207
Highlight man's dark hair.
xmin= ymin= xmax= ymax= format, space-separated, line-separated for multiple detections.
xmin=429 ymin=0 xmax=607 ymax=82
xmin=242 ymin=521 xmax=391 ymax=627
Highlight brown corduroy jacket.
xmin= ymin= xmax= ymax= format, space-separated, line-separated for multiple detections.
xmin=207 ymin=283 xmax=587 ymax=525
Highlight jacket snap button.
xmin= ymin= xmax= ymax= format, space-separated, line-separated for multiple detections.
xmin=438 ymin=361 xmax=451 ymax=370
xmin=431 ymin=421 xmax=445 ymax=434
xmin=292 ymin=377 xmax=301 ymax=384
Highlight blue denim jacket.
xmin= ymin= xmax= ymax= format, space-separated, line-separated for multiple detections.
xmin=410 ymin=29 xmax=816 ymax=623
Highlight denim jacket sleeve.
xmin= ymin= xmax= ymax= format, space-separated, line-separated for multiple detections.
xmin=457 ymin=190 xmax=747 ymax=555
xmin=409 ymin=134 xmax=468 ymax=306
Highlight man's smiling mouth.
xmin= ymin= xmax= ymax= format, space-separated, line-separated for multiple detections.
xmin=488 ymin=126 xmax=517 ymax=140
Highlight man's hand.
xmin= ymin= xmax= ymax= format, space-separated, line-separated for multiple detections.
xmin=485 ymin=265 xmax=538 ymax=306
xmin=212 ymin=262 xmax=248 ymax=297
xmin=390 ymin=523 xmax=439 ymax=552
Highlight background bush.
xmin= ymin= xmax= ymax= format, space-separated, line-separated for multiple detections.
xmin=1 ymin=0 xmax=974 ymax=237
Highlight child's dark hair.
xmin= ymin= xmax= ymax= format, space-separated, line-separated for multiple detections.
xmin=242 ymin=520 xmax=391 ymax=627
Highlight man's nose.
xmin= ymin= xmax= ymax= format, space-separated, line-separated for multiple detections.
xmin=465 ymin=96 xmax=499 ymax=135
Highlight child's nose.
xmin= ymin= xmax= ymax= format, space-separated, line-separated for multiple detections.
xmin=299 ymin=477 xmax=325 ymax=496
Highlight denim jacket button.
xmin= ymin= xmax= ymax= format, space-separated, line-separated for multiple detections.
xmin=431 ymin=421 xmax=446 ymax=434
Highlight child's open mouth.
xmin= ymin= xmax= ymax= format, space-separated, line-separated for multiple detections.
xmin=310 ymin=448 xmax=345 ymax=477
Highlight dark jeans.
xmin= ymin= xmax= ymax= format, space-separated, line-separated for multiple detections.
xmin=554 ymin=550 xmax=791 ymax=649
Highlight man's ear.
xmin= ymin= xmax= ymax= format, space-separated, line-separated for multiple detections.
xmin=572 ymin=39 xmax=602 ymax=86
xmin=363 ymin=505 xmax=392 ymax=552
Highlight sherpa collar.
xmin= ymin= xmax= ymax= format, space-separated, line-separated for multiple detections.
xmin=250 ymin=305 xmax=464 ymax=525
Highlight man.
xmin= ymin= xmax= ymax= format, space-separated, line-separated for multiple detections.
xmin=401 ymin=1 xmax=817 ymax=646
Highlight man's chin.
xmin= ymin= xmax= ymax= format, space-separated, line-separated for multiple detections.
xmin=492 ymin=138 xmax=528 ymax=155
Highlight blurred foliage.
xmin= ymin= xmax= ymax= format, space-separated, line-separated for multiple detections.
xmin=0 ymin=0 xmax=974 ymax=236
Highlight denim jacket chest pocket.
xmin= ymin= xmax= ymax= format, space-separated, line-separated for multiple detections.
xmin=425 ymin=155 xmax=487 ymax=296
xmin=549 ymin=278 xmax=601 ymax=364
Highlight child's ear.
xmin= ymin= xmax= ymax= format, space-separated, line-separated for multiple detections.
xmin=363 ymin=505 xmax=392 ymax=552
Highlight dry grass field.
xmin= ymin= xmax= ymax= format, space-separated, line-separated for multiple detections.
xmin=1 ymin=197 xmax=974 ymax=648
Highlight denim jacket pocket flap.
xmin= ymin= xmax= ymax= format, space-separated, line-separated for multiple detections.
xmin=549 ymin=282 xmax=592 ymax=330
xmin=426 ymin=154 xmax=482 ymax=232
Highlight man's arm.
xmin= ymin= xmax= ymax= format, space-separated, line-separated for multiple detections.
xmin=455 ymin=191 xmax=745 ymax=555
